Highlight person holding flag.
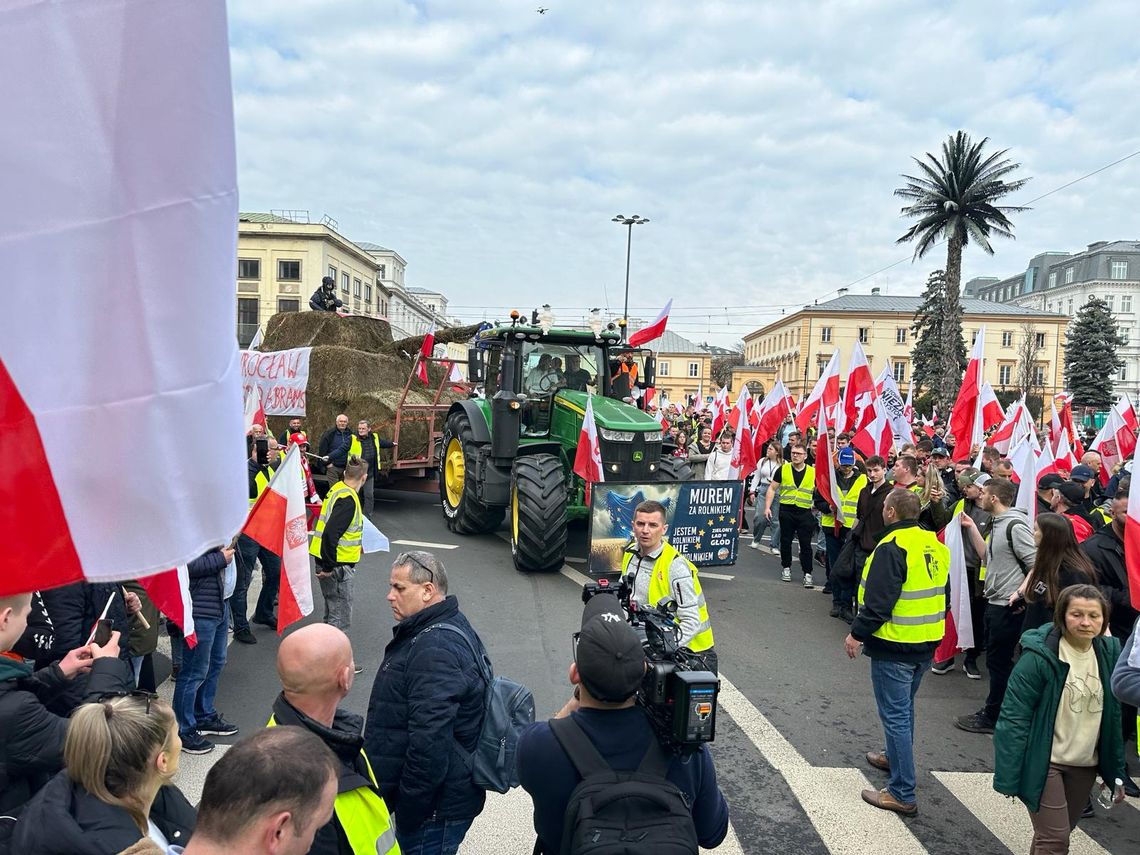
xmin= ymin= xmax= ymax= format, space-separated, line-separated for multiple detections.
xmin=815 ymin=446 xmax=866 ymax=623
xmin=233 ymin=435 xmax=283 ymax=644
xmin=309 ymin=456 xmax=367 ymax=637
xmin=764 ymin=442 xmax=818 ymax=588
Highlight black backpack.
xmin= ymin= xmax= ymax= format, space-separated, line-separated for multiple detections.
xmin=548 ymin=716 xmax=698 ymax=855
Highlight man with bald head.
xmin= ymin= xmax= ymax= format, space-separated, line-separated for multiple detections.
xmin=268 ymin=624 xmax=398 ymax=855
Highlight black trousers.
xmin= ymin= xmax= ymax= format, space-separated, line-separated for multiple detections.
xmin=983 ymin=603 xmax=1022 ymax=720
xmin=779 ymin=507 xmax=817 ymax=576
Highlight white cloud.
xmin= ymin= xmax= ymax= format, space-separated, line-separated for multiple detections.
xmin=228 ymin=0 xmax=1140 ymax=344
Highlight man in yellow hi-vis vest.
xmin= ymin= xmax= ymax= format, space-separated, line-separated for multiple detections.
xmin=620 ymin=500 xmax=717 ymax=674
xmin=763 ymin=442 xmax=818 ymax=587
xmin=269 ymin=624 xmax=400 ymax=855
xmin=844 ymin=489 xmax=949 ymax=818
xmin=310 ymin=455 xmax=366 ymax=632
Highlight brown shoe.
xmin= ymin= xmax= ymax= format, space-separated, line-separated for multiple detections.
xmin=865 ymin=751 xmax=891 ymax=773
xmin=861 ymin=787 xmax=917 ymax=817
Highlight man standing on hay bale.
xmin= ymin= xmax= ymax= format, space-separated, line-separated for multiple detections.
xmin=310 ymin=275 xmax=343 ymax=313
xmin=350 ymin=419 xmax=397 ymax=517
xmin=319 ymin=414 xmax=355 ymax=483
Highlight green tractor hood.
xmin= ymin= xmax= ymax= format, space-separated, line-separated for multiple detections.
xmin=554 ymin=390 xmax=662 ymax=431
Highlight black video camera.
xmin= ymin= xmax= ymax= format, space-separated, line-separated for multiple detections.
xmin=581 ymin=577 xmax=719 ymax=752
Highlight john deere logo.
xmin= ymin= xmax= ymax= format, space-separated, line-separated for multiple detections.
xmin=633 ymin=451 xmax=644 ymax=461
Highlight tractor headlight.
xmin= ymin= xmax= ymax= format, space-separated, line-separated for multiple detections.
xmin=599 ymin=428 xmax=635 ymax=442
xmin=642 ymin=431 xmax=663 ymax=442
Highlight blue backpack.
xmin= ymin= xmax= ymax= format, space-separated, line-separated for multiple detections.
xmin=415 ymin=623 xmax=536 ymax=793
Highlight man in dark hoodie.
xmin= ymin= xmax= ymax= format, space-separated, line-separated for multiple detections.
xmin=268 ymin=624 xmax=397 ymax=855
xmin=0 ymin=592 xmax=131 ymax=815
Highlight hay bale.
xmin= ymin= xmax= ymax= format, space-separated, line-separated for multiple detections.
xmin=386 ymin=322 xmax=485 ymax=356
xmin=263 ymin=311 xmax=393 ymax=353
xmin=266 ymin=345 xmax=461 ymax=464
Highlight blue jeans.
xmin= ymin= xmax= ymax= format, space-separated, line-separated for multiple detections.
xmin=395 ymin=817 xmax=474 ymax=855
xmin=752 ymin=506 xmax=780 ymax=547
xmin=233 ymin=533 xmax=280 ymax=632
xmin=172 ymin=607 xmax=228 ymax=736
xmin=870 ymin=657 xmax=930 ymax=805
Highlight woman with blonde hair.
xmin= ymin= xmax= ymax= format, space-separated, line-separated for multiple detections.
xmin=13 ymin=692 xmax=195 ymax=854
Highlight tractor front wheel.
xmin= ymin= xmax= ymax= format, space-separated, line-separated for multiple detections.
xmin=655 ymin=454 xmax=694 ymax=481
xmin=510 ymin=453 xmax=568 ymax=572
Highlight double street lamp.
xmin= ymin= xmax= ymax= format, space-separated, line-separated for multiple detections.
xmin=612 ymin=214 xmax=649 ymax=340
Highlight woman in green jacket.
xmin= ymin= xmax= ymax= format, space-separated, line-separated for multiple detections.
xmin=994 ymin=584 xmax=1125 ymax=854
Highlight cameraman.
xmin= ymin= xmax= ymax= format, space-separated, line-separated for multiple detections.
xmin=621 ymin=500 xmax=717 ymax=673
xmin=517 ymin=596 xmax=729 ymax=854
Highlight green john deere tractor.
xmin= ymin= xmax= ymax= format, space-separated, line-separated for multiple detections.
xmin=440 ymin=312 xmax=691 ymax=572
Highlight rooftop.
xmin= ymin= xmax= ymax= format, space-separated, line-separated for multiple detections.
xmin=806 ymin=293 xmax=1058 ymax=317
xmin=239 ymin=212 xmax=304 ymax=224
xmin=355 ymin=241 xmax=394 ymax=253
xmin=648 ymin=329 xmax=705 ymax=354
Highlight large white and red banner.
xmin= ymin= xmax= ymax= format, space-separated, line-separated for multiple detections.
xmin=0 ymin=0 xmax=246 ymax=596
xmin=241 ymin=347 xmax=312 ymax=416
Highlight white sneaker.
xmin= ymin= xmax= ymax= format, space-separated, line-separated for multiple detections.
xmin=781 ymin=568 xmax=792 ymax=582
xmin=770 ymin=546 xmax=781 ymax=555
xmin=803 ymin=573 xmax=814 ymax=588
xmin=749 ymin=540 xmax=761 ymax=550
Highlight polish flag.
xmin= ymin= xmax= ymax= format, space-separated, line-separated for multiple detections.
xmin=1034 ymin=440 xmax=1062 ymax=481
xmin=841 ymin=341 xmax=876 ymax=434
xmin=572 ymin=395 xmax=605 ymax=503
xmin=628 ymin=299 xmax=672 ymax=348
xmin=0 ymin=1 xmax=247 ymax=597
xmin=919 ymin=414 xmax=937 ymax=439
xmin=728 ymin=388 xmax=757 ymax=481
xmin=949 ymin=326 xmax=985 ymax=461
xmin=1009 ymin=437 xmax=1040 ymax=524
xmin=990 ymin=400 xmax=1036 ymax=455
xmin=1090 ymin=406 xmax=1137 ymax=488
xmin=850 ymin=397 xmax=894 ymax=460
xmin=1053 ymin=395 xmax=1084 ymax=458
xmin=814 ymin=406 xmax=845 ymax=526
xmin=903 ymin=382 xmax=914 ymax=425
xmin=242 ymin=445 xmax=312 ymax=633
xmin=694 ymin=382 xmax=707 ymax=412
xmin=415 ymin=323 xmax=436 ymax=384
xmin=711 ymin=386 xmax=730 ymax=438
xmin=1125 ymin=469 xmax=1140 ymax=611
xmin=1113 ymin=393 xmax=1139 ymax=435
xmin=655 ymin=394 xmax=671 ymax=430
xmin=138 ymin=566 xmax=197 ymax=647
xmin=796 ymin=350 xmax=841 ymax=432
xmin=1054 ymin=430 xmax=1078 ymax=473
xmin=876 ymin=369 xmax=916 ymax=447
xmin=978 ymin=383 xmax=1004 ymax=431
xmin=754 ymin=379 xmax=796 ymax=452
xmin=243 ymin=385 xmax=267 ymax=436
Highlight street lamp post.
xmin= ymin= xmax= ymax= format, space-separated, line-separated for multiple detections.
xmin=612 ymin=214 xmax=649 ymax=340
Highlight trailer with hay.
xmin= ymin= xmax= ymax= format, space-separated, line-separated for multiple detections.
xmin=258 ymin=311 xmax=481 ymax=486
xmin=440 ymin=310 xmax=691 ymax=573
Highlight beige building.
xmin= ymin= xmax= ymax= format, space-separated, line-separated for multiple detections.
xmin=728 ymin=364 xmax=776 ymax=395
xmin=743 ymin=290 xmax=1070 ymax=401
xmin=649 ymin=330 xmax=713 ymax=403
xmin=237 ymin=212 xmax=386 ymax=346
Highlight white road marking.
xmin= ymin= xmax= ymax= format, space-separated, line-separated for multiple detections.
xmin=933 ymin=771 xmax=1111 ymax=855
xmin=700 ymin=572 xmax=735 ymax=581
xmin=564 ymin=556 xmax=587 ymax=564
xmin=392 ymin=539 xmax=460 ymax=549
xmin=560 ymin=565 xmax=592 ymax=586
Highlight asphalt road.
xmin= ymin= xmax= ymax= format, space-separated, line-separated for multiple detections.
xmin=166 ymin=488 xmax=1140 ymax=855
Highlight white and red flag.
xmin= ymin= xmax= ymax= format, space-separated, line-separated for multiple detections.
xmin=840 ymin=342 xmax=876 ymax=433
xmin=1051 ymin=395 xmax=1085 ymax=458
xmin=138 ymin=567 xmax=197 ymax=647
xmin=903 ymin=381 xmax=914 ymax=425
xmin=1113 ymin=393 xmax=1139 ymax=435
xmin=1054 ymin=430 xmax=1078 ymax=473
xmin=754 ymin=379 xmax=796 ymax=453
xmin=1034 ymin=439 xmax=1062 ymax=481
xmin=415 ymin=323 xmax=436 ymax=384
xmin=573 ymin=395 xmax=605 ymax=504
xmin=243 ymin=385 xmax=267 ymax=436
xmin=814 ymin=407 xmax=845 ymax=526
xmin=711 ymin=386 xmax=730 ymax=437
xmin=242 ymin=445 xmax=313 ymax=634
xmin=1126 ymin=470 xmax=1140 ymax=612
xmin=978 ymin=383 xmax=1004 ymax=431
xmin=875 ymin=369 xmax=916 ymax=447
xmin=727 ymin=388 xmax=757 ymax=480
xmin=628 ymin=299 xmax=672 ymax=348
xmin=796 ymin=350 xmax=841 ymax=432
xmin=934 ymin=514 xmax=975 ymax=656
xmin=0 ymin=0 xmax=246 ymax=597
xmin=990 ymin=399 xmax=1038 ymax=455
xmin=850 ymin=397 xmax=894 ymax=460
xmin=948 ymin=326 xmax=985 ymax=461
xmin=1009 ymin=437 xmax=1040 ymax=522
xmin=1090 ymin=405 xmax=1137 ymax=487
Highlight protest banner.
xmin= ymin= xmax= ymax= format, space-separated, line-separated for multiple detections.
xmin=587 ymin=480 xmax=744 ymax=575
xmin=240 ymin=347 xmax=311 ymax=416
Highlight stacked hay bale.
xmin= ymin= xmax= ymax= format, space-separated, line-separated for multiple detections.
xmin=260 ymin=312 xmax=483 ymax=466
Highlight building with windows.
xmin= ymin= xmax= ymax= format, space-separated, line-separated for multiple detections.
xmin=742 ymin=290 xmax=1070 ymax=402
xmin=964 ymin=240 xmax=1140 ymax=399
xmin=648 ymin=330 xmax=713 ymax=403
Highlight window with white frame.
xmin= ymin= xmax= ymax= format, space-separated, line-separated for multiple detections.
xmin=821 ymin=327 xmax=832 ymax=343
xmin=1111 ymin=261 xmax=1128 ymax=280
xmin=998 ymin=364 xmax=1012 ymax=385
xmin=971 ymin=329 xmax=979 ymax=344
xmin=1121 ymin=326 xmax=1131 ymax=346
xmin=328 ymin=265 xmax=337 ymax=281
xmin=1107 ymin=294 xmax=1115 ymax=311
xmin=1035 ymin=333 xmax=1046 ymax=349
xmin=1001 ymin=330 xmax=1013 ymax=347
xmin=1048 ymin=271 xmax=1057 ymax=288
xmin=688 ymin=362 xmax=699 ymax=378
xmin=658 ymin=361 xmax=670 ymax=376
xmin=1068 ymin=299 xmax=1074 ymax=314
xmin=1123 ymin=295 xmax=1133 ymax=312
xmin=1064 ymin=267 xmax=1074 ymax=284
xmin=1047 ymin=302 xmax=1052 ymax=312
xmin=341 ymin=272 xmax=350 ymax=293
xmin=353 ymin=277 xmax=362 ymax=298
xmin=1120 ymin=365 xmax=1128 ymax=381
xmin=893 ymin=361 xmax=906 ymax=383
xmin=858 ymin=327 xmax=869 ymax=344
xmin=896 ymin=327 xmax=907 ymax=344
xmin=1033 ymin=365 xmax=1045 ymax=386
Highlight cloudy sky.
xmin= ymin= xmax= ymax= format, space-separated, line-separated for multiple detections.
xmin=229 ymin=0 xmax=1140 ymax=346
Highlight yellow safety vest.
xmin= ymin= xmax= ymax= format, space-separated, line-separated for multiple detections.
xmin=620 ymin=541 xmax=715 ymax=652
xmin=349 ymin=433 xmax=384 ymax=471
xmin=309 ymin=481 xmax=363 ymax=564
xmin=777 ymin=463 xmax=815 ymax=509
xmin=267 ymin=715 xmax=399 ymax=855
xmin=250 ymin=465 xmax=276 ymax=508
xmin=857 ymin=525 xmax=950 ymax=645
xmin=821 ymin=474 xmax=867 ymax=529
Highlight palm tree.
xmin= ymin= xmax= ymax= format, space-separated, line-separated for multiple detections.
xmin=895 ymin=131 xmax=1030 ymax=409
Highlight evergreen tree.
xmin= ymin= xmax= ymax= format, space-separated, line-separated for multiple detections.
xmin=1065 ymin=296 xmax=1125 ymax=410
xmin=910 ymin=270 xmax=966 ymax=412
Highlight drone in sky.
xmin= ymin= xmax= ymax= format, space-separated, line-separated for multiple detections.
xmin=537 ymin=6 xmax=548 ymax=13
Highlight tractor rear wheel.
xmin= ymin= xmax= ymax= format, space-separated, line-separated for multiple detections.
xmin=510 ymin=453 xmax=568 ymax=572
xmin=656 ymin=455 xmax=694 ymax=481
xmin=440 ymin=410 xmax=505 ymax=534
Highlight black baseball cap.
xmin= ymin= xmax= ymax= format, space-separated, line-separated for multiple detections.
xmin=575 ymin=596 xmax=645 ymax=703
xmin=1070 ymin=464 xmax=1096 ymax=483
xmin=1055 ymin=482 xmax=1085 ymax=506
xmin=1037 ymin=473 xmax=1065 ymax=491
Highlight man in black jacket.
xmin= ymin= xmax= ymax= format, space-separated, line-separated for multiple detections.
xmin=0 ymin=592 xmax=131 ymax=814
xmin=364 ymin=551 xmax=487 ymax=853
xmin=270 ymin=624 xmax=397 ymax=855
xmin=319 ymin=414 xmax=355 ymax=483
xmin=311 ymin=275 xmax=344 ymax=313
